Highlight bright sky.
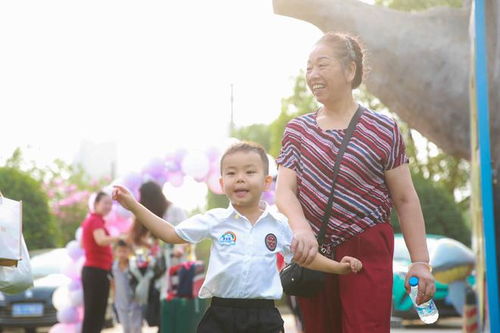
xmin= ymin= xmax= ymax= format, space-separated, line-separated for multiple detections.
xmin=2 ymin=2 xmax=388 ymax=209
xmin=0 ymin=1 xmax=322 ymax=172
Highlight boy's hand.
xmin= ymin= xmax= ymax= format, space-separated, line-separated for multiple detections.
xmin=339 ymin=256 xmax=362 ymax=274
xmin=112 ymin=185 xmax=138 ymax=211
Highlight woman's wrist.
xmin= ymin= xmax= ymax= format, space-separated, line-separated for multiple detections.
xmin=408 ymin=261 xmax=432 ymax=272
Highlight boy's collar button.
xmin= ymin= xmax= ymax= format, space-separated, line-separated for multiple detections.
xmin=234 ymin=214 xmax=240 ymax=219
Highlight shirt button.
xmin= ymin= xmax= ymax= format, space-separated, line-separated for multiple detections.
xmin=234 ymin=214 xmax=240 ymax=219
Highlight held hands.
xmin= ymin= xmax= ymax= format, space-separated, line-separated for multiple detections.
xmin=339 ymin=256 xmax=363 ymax=274
xmin=112 ymin=185 xmax=139 ymax=212
xmin=405 ymin=263 xmax=435 ymax=305
xmin=292 ymin=228 xmax=318 ymax=265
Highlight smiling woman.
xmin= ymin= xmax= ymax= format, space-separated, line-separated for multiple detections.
xmin=275 ymin=32 xmax=433 ymax=333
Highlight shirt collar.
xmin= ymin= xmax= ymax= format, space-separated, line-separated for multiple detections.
xmin=223 ymin=201 xmax=281 ymax=222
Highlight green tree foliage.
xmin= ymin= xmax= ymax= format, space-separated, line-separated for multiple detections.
xmin=269 ymin=74 xmax=318 ymax=157
xmin=391 ymin=174 xmax=470 ymax=245
xmin=231 ymin=124 xmax=272 ymax=152
xmin=0 ymin=167 xmax=61 ymax=249
xmin=375 ymin=0 xmax=462 ymax=11
xmin=2 ymin=149 xmax=109 ymax=246
xmin=205 ymin=191 xmax=229 ymax=210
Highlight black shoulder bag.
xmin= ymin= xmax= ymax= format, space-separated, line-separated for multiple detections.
xmin=280 ymin=106 xmax=363 ymax=297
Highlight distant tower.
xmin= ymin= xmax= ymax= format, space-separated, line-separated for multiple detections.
xmin=229 ymin=83 xmax=235 ymax=136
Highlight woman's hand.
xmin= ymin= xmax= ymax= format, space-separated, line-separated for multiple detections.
xmin=405 ymin=263 xmax=435 ymax=305
xmin=112 ymin=185 xmax=138 ymax=212
xmin=292 ymin=228 xmax=318 ymax=265
xmin=339 ymin=256 xmax=363 ymax=274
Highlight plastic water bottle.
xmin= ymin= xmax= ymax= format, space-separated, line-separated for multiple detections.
xmin=409 ymin=276 xmax=439 ymax=324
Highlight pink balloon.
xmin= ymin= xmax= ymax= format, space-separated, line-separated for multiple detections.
xmin=77 ymin=306 xmax=84 ymax=322
xmin=209 ymin=160 xmax=221 ymax=175
xmin=49 ymin=323 xmax=69 ymax=333
xmin=107 ymin=226 xmax=120 ymax=237
xmin=106 ymin=212 xmax=132 ymax=234
xmin=63 ymin=261 xmax=80 ymax=280
xmin=207 ymin=172 xmax=224 ymax=195
xmin=169 ymin=171 xmax=184 ymax=187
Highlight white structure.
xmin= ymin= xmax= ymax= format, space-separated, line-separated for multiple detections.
xmin=73 ymin=140 xmax=117 ymax=180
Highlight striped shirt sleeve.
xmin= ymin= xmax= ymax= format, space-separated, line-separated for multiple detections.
xmin=276 ymin=120 xmax=301 ymax=172
xmin=384 ymin=121 xmax=409 ymax=170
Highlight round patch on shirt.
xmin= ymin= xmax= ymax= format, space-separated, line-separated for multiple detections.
xmin=265 ymin=233 xmax=277 ymax=251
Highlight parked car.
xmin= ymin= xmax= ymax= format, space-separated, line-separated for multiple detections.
xmin=0 ymin=248 xmax=113 ymax=333
xmin=0 ymin=248 xmax=71 ymax=333
xmin=392 ymin=234 xmax=475 ymax=321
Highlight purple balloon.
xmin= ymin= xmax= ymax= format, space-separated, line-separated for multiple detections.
xmin=173 ymin=149 xmax=187 ymax=164
xmin=68 ymin=279 xmax=82 ymax=292
xmin=57 ymin=306 xmax=80 ymax=324
xmin=123 ymin=172 xmax=143 ymax=192
xmin=142 ymin=158 xmax=167 ymax=184
xmin=69 ymin=289 xmax=84 ymax=307
xmin=262 ymin=190 xmax=275 ymax=205
xmin=66 ymin=241 xmax=84 ymax=261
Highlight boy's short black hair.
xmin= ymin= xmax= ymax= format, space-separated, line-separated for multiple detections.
xmin=220 ymin=141 xmax=269 ymax=175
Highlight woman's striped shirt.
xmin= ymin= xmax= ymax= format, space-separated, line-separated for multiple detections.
xmin=276 ymin=105 xmax=408 ymax=247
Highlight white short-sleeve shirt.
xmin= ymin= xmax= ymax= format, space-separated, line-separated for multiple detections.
xmin=174 ymin=202 xmax=293 ymax=299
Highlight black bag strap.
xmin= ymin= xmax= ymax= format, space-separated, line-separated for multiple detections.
xmin=317 ymin=106 xmax=363 ymax=246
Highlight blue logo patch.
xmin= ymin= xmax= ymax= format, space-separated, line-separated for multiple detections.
xmin=219 ymin=231 xmax=237 ymax=246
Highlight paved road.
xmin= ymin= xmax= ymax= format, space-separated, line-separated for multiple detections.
xmin=101 ymin=315 xmax=462 ymax=333
xmin=3 ymin=315 xmax=462 ymax=332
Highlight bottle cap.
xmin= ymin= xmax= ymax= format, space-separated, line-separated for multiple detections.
xmin=409 ymin=276 xmax=419 ymax=287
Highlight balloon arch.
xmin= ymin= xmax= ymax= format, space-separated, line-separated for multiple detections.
xmin=49 ymin=140 xmax=277 ymax=332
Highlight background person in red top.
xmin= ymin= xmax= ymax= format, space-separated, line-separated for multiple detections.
xmin=81 ymin=191 xmax=118 ymax=333
xmin=275 ymin=32 xmax=435 ymax=332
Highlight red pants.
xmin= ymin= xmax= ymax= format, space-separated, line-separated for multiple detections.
xmin=297 ymin=223 xmax=394 ymax=333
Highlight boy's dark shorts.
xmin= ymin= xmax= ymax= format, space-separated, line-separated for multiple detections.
xmin=197 ymin=297 xmax=284 ymax=333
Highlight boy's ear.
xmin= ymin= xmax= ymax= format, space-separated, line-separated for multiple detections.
xmin=219 ymin=177 xmax=224 ymax=190
xmin=263 ymin=175 xmax=273 ymax=191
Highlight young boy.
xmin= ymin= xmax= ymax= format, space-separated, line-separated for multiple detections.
xmin=111 ymin=240 xmax=143 ymax=333
xmin=113 ymin=142 xmax=362 ymax=333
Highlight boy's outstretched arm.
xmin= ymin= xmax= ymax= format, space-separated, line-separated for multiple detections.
xmin=112 ymin=185 xmax=187 ymax=244
xmin=302 ymin=253 xmax=362 ymax=275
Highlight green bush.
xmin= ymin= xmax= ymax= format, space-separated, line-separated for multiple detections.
xmin=391 ymin=173 xmax=470 ymax=246
xmin=0 ymin=167 xmax=61 ymax=250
